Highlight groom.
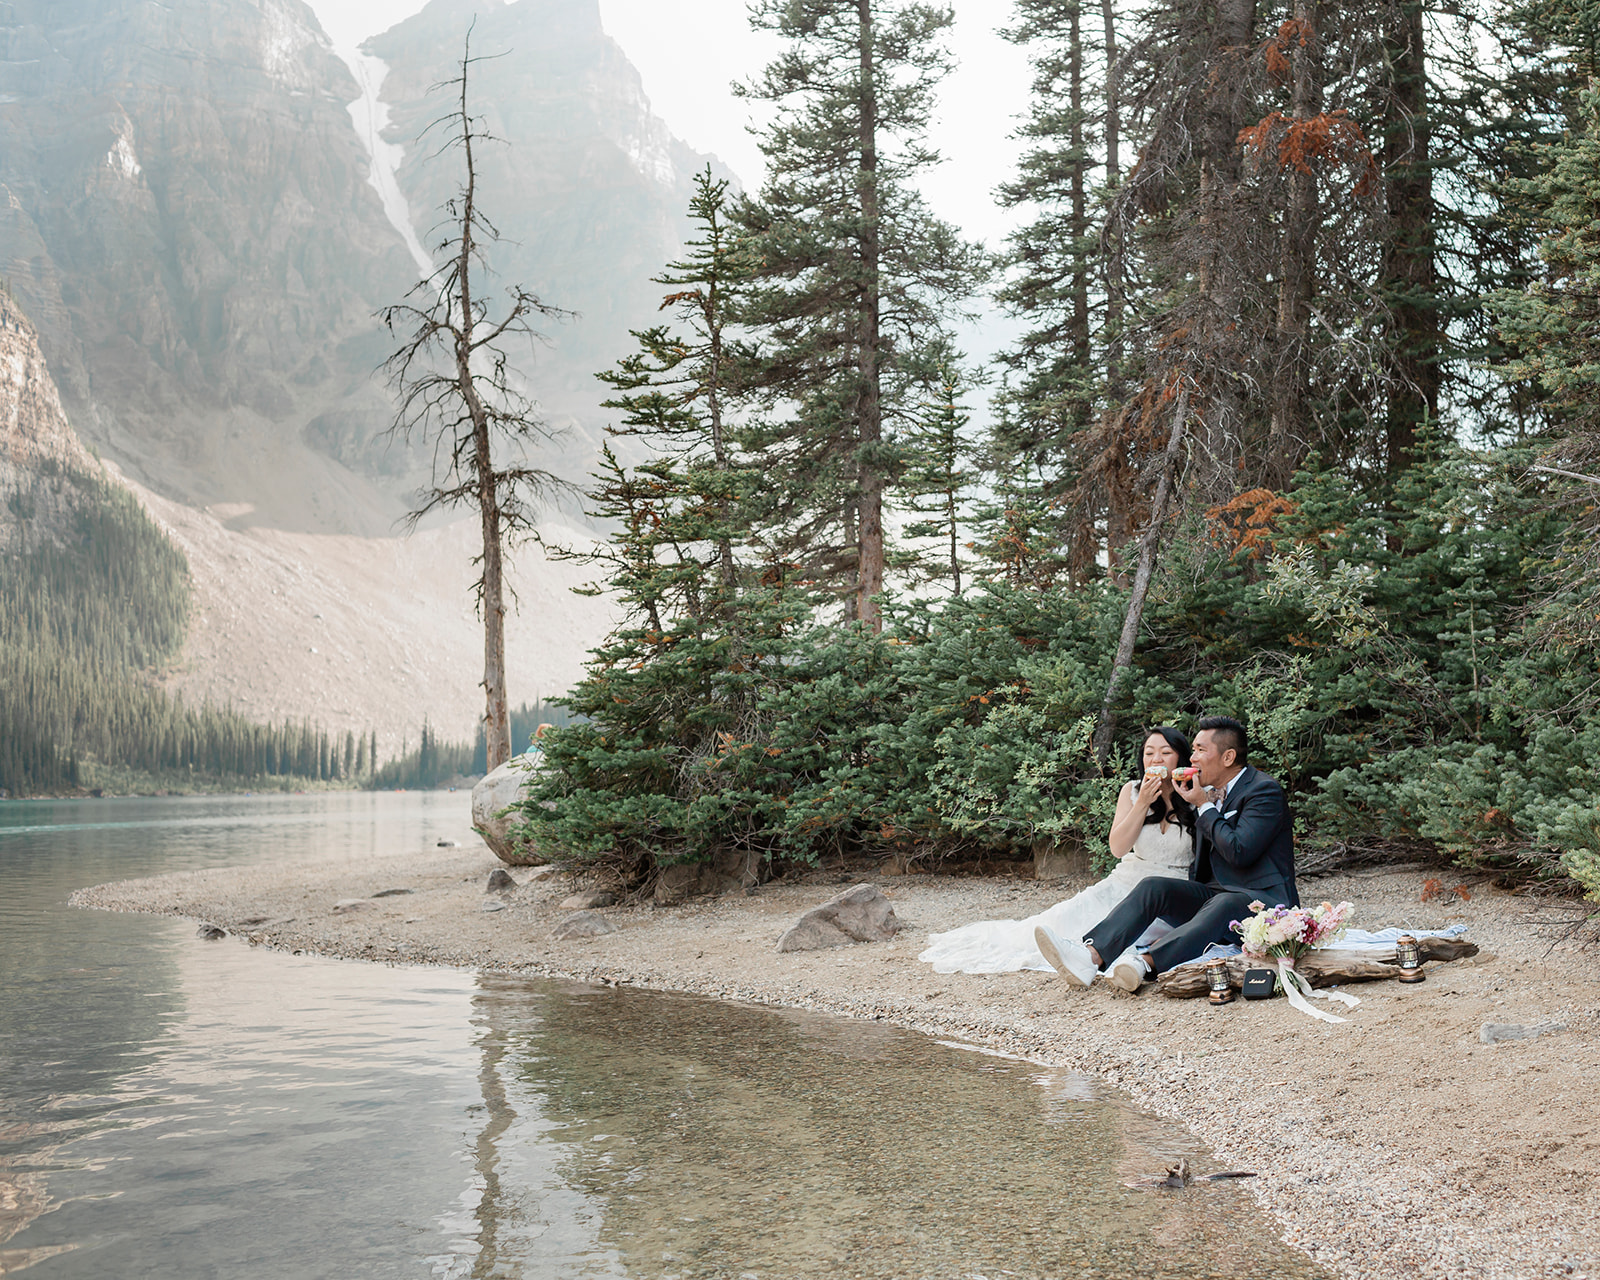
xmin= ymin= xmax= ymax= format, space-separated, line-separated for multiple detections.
xmin=1036 ymin=715 xmax=1298 ymax=992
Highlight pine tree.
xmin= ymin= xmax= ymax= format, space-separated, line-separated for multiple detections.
xmin=1494 ymin=83 xmax=1600 ymax=649
xmin=733 ymin=0 xmax=986 ymax=629
xmin=993 ymin=0 xmax=1114 ymax=575
xmin=896 ymin=363 xmax=980 ymax=595
xmin=594 ymin=167 xmax=756 ymax=617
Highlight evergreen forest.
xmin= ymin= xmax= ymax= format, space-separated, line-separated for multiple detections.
xmin=0 ymin=466 xmax=386 ymax=796
xmin=513 ymin=0 xmax=1600 ymax=905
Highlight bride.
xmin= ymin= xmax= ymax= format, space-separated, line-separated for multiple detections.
xmin=917 ymin=727 xmax=1197 ymax=974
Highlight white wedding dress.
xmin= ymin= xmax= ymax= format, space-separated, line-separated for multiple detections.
xmin=917 ymin=815 xmax=1194 ymax=974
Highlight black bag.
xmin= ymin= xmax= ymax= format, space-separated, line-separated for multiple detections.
xmin=1241 ymin=968 xmax=1278 ymax=1000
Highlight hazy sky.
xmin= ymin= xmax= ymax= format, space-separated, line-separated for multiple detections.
xmin=308 ymin=0 xmax=1033 ymax=254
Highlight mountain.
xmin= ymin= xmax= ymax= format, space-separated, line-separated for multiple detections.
xmin=0 ymin=0 xmax=416 ymax=532
xmin=0 ymin=0 xmax=726 ymax=741
xmin=0 ymin=287 xmax=97 ymax=552
xmin=367 ymin=0 xmax=732 ymax=413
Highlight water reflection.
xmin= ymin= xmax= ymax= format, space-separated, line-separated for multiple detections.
xmin=463 ymin=979 xmax=1328 ymax=1280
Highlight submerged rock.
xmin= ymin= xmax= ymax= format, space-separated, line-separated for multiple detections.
xmin=472 ymin=760 xmax=547 ymax=866
xmin=196 ymin=924 xmax=226 ymax=940
xmin=371 ymin=887 xmax=414 ymax=898
xmin=775 ymin=884 xmax=903 ymax=953
xmin=552 ymin=911 xmax=616 ymax=940
xmin=332 ymin=898 xmax=375 ymax=915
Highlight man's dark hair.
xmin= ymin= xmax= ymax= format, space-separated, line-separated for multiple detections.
xmin=1197 ymin=715 xmax=1249 ymax=765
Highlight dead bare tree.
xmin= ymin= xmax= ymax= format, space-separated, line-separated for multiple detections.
xmin=1090 ymin=376 xmax=1190 ymax=766
xmin=380 ymin=31 xmax=569 ymax=771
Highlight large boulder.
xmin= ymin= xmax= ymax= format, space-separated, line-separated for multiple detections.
xmin=472 ymin=758 xmax=547 ymax=866
xmin=775 ymin=884 xmax=904 ymax=953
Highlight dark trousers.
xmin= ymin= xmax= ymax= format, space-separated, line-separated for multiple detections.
xmin=1082 ymin=876 xmax=1255 ymax=977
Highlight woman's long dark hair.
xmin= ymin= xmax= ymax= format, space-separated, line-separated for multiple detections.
xmin=1128 ymin=725 xmax=1196 ymax=832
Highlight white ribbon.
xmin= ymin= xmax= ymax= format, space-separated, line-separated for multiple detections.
xmin=1278 ymin=957 xmax=1360 ymax=1024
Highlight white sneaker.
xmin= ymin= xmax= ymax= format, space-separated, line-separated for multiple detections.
xmin=1034 ymin=925 xmax=1098 ymax=987
xmin=1105 ymin=946 xmax=1151 ymax=993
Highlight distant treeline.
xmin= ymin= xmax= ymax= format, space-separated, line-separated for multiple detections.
xmin=0 ymin=464 xmax=579 ymax=798
xmin=371 ymin=701 xmax=572 ymax=790
xmin=0 ymin=469 xmax=385 ymax=796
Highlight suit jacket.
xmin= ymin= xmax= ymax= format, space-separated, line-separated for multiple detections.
xmin=1191 ymin=766 xmax=1299 ymax=907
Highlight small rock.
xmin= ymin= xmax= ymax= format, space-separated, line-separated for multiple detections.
xmin=436 ymin=839 xmax=460 ymax=848
xmin=196 ymin=924 xmax=226 ymax=940
xmin=485 ymin=868 xmax=516 ymax=894
xmin=332 ymin=898 xmax=375 ymax=914
xmin=552 ymin=910 xmax=616 ymax=940
xmin=371 ymin=887 xmax=414 ymax=898
xmin=560 ymin=890 xmax=617 ymax=910
xmin=236 ymin=916 xmax=268 ymax=927
xmin=482 ymin=900 xmax=508 ymax=913
xmin=1479 ymin=1021 xmax=1568 ymax=1044
xmin=775 ymin=884 xmax=903 ymax=953
xmin=527 ymin=865 xmax=560 ymax=882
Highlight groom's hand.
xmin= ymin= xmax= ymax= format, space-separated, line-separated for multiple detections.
xmin=1174 ymin=773 xmax=1208 ymax=806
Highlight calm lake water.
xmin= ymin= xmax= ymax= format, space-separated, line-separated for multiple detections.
xmin=0 ymin=793 xmax=1329 ymax=1279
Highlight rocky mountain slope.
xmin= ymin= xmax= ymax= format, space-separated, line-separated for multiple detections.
xmin=369 ymin=0 xmax=731 ymax=411
xmin=0 ymin=0 xmax=722 ymax=739
xmin=0 ymin=288 xmax=98 ymax=558
xmin=0 ymin=0 xmax=418 ymax=532
xmin=1 ymin=287 xmax=611 ymax=750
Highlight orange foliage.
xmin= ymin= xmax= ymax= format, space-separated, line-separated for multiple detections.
xmin=1262 ymin=19 xmax=1310 ymax=85
xmin=1420 ymin=879 xmax=1474 ymax=903
xmin=1206 ymin=488 xmax=1297 ymax=560
xmin=1237 ymin=109 xmax=1379 ymax=198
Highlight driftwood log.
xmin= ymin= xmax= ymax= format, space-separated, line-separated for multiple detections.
xmin=1157 ymin=937 xmax=1480 ymax=999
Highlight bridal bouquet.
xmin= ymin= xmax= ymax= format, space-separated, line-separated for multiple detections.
xmin=1230 ymin=900 xmax=1358 ymax=1024
xmin=1232 ymin=899 xmax=1353 ymax=962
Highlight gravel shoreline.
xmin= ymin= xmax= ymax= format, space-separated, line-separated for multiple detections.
xmin=74 ymin=847 xmax=1600 ymax=1280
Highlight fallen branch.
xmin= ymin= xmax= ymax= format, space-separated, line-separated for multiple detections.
xmin=1532 ymin=463 xmax=1600 ymax=486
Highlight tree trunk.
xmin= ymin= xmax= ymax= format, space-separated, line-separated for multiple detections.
xmin=453 ymin=63 xmax=512 ymax=771
xmin=856 ymin=0 xmax=884 ymax=631
xmin=1192 ymin=0 xmax=1258 ymax=485
xmin=1381 ymin=0 xmax=1437 ymax=481
xmin=702 ymin=263 xmax=738 ymax=600
xmin=1068 ymin=2 xmax=1090 ymax=371
xmin=1091 ymin=384 xmax=1190 ymax=767
xmin=1101 ymin=0 xmax=1130 ymax=583
xmin=1266 ymin=0 xmax=1322 ymax=487
xmin=1101 ymin=0 xmax=1121 ymax=307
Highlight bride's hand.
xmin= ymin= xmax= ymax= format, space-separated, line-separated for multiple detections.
xmin=1136 ymin=773 xmax=1166 ymax=808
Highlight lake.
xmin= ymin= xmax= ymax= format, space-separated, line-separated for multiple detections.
xmin=0 ymin=793 xmax=1328 ymax=1278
